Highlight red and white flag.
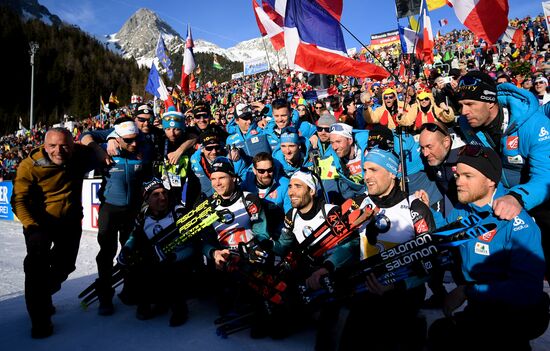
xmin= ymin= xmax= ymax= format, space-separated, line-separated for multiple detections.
xmin=501 ymin=26 xmax=524 ymax=48
xmin=252 ymin=0 xmax=285 ymax=50
xmin=448 ymin=0 xmax=509 ymax=45
xmin=417 ymin=1 xmax=434 ymax=64
xmin=180 ymin=25 xmax=196 ymax=96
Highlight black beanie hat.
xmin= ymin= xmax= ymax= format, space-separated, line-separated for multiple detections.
xmin=457 ymin=71 xmax=497 ymax=103
xmin=211 ymin=157 xmax=236 ymax=176
xmin=143 ymin=178 xmax=165 ymax=200
xmin=457 ymin=145 xmax=502 ymax=185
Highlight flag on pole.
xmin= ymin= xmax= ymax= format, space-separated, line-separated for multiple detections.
xmin=146 ymin=63 xmax=170 ymax=101
xmin=213 ymin=54 xmax=223 ymax=70
xmin=399 ymin=25 xmax=420 ymax=54
xmin=417 ymin=0 xmax=434 ymax=64
xmin=270 ymin=0 xmax=389 ymax=80
xmin=100 ymin=96 xmax=106 ymax=112
xmin=108 ymin=92 xmax=119 ymax=105
xmin=439 ymin=18 xmax=448 ymax=26
xmin=543 ymin=1 xmax=550 ymax=28
xmin=252 ymin=0 xmax=285 ymax=50
xmin=180 ymin=25 xmax=196 ymax=96
xmin=409 ymin=15 xmax=420 ymax=31
xmin=156 ymin=35 xmax=174 ymax=81
xmin=501 ymin=26 xmax=524 ymax=48
xmin=302 ymin=86 xmax=338 ymax=100
xmin=427 ymin=0 xmax=446 ymax=10
xmin=448 ymin=0 xmax=509 ymax=45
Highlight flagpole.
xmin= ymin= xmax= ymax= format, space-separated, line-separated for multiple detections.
xmin=260 ymin=37 xmax=274 ymax=72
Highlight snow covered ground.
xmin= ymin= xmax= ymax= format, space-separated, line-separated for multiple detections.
xmin=1 ymin=219 xmax=549 ymax=351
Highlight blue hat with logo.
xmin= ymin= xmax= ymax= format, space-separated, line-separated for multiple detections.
xmin=162 ymin=107 xmax=185 ymax=130
xmin=364 ymin=147 xmax=399 ymax=176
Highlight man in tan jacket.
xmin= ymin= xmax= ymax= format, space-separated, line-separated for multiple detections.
xmin=11 ymin=128 xmax=98 ymax=338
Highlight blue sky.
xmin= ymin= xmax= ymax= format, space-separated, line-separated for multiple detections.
xmin=40 ymin=0 xmax=544 ymax=49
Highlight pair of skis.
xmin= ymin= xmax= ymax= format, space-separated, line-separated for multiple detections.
xmin=298 ymin=211 xmax=500 ymax=305
xmin=78 ymin=197 xmax=228 ymax=308
xmin=233 ymin=197 xmax=372 ymax=306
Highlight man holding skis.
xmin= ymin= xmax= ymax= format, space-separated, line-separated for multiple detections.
xmin=428 ymin=146 xmax=549 ymax=351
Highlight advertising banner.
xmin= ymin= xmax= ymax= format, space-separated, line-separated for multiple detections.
xmin=0 ymin=181 xmax=14 ymax=220
xmin=244 ymin=57 xmax=270 ymax=76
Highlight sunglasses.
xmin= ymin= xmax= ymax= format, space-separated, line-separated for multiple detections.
xmin=204 ymin=145 xmax=221 ymax=152
xmin=194 ymin=114 xmax=209 ymax=120
xmin=458 ymin=76 xmax=494 ymax=89
xmin=121 ymin=137 xmax=137 ymax=144
xmin=458 ymin=144 xmax=489 ymax=159
xmin=534 ymin=81 xmax=546 ymax=85
xmin=135 ymin=117 xmax=150 ymax=122
xmin=317 ymin=126 xmax=331 ymax=133
xmin=419 ymin=123 xmax=449 ymax=136
xmin=255 ymin=167 xmax=274 ymax=174
xmin=419 ymin=98 xmax=431 ymax=102
xmin=315 ymin=106 xmax=323 ymax=109
xmin=383 ymin=95 xmax=395 ymax=100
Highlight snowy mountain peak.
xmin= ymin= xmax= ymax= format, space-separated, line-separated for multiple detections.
xmin=5 ymin=0 xmax=62 ymax=26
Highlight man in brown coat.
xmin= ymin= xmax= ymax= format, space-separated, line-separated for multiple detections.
xmin=11 ymin=127 xmax=97 ymax=338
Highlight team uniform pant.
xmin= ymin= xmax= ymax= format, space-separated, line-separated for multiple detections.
xmin=95 ymin=203 xmax=136 ymax=301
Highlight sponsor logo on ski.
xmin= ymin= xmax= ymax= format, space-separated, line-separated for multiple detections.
xmin=475 ymin=242 xmax=490 ymax=256
xmin=506 ymin=136 xmax=518 ymax=150
xmin=513 ymin=216 xmax=529 ymax=231
xmin=385 ymin=245 xmax=438 ymax=271
xmin=380 ymin=234 xmax=432 ymax=261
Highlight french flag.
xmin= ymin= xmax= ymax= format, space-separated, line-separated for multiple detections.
xmin=266 ymin=0 xmax=389 ymax=80
xmin=438 ymin=18 xmax=448 ymax=27
xmin=448 ymin=0 xmax=509 ymax=45
xmin=180 ymin=25 xmax=196 ymax=96
xmin=302 ymin=86 xmax=338 ymax=100
xmin=252 ymin=0 xmax=285 ymax=50
xmin=417 ymin=0 xmax=434 ymax=64
xmin=501 ymin=26 xmax=523 ymax=48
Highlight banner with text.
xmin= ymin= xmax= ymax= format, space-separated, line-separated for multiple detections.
xmin=0 ymin=181 xmax=14 ymax=220
xmin=244 ymin=57 xmax=270 ymax=76
xmin=370 ymin=30 xmax=401 ymax=49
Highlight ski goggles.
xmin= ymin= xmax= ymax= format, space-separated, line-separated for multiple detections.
xmin=458 ymin=144 xmax=489 ymax=159
xmin=418 ymin=123 xmax=449 ymax=137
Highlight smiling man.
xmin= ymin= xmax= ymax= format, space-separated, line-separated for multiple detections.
xmin=428 ymin=146 xmax=549 ymax=351
xmin=455 ymin=70 xmax=550 ymax=274
xmin=12 ymin=128 xmax=98 ymax=338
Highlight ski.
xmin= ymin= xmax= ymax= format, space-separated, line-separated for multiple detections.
xmin=80 ymin=279 xmax=124 ymax=310
xmin=296 ymin=213 xmax=501 ymax=306
xmin=215 ymin=312 xmax=255 ymax=338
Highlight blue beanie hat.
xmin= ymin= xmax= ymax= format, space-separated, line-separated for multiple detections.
xmin=162 ymin=107 xmax=185 ymax=130
xmin=364 ymin=147 xmax=399 ymax=176
xmin=280 ymin=128 xmax=300 ymax=145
